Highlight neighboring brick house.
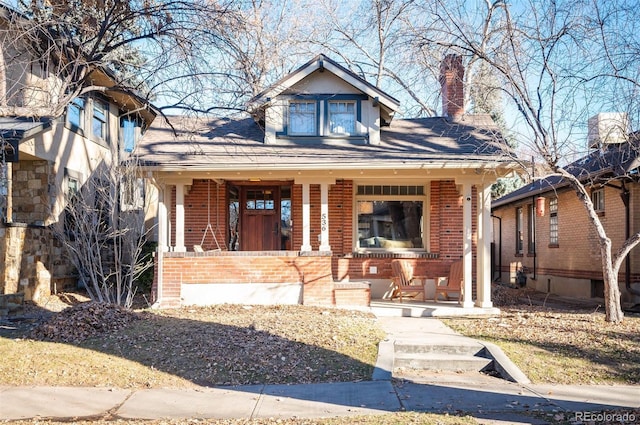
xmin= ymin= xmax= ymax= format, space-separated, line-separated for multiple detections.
xmin=138 ymin=54 xmax=517 ymax=308
xmin=0 ymin=5 xmax=156 ymax=302
xmin=492 ymin=117 xmax=640 ymax=306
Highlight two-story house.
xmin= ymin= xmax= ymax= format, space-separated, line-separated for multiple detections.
xmin=0 ymin=4 xmax=156 ymax=303
xmin=138 ymin=54 xmax=517 ymax=309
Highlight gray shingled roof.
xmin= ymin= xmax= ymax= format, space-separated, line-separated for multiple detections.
xmin=493 ymin=140 xmax=640 ymax=208
xmin=137 ymin=114 xmax=513 ymax=170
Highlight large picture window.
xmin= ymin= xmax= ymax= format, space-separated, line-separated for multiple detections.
xmin=289 ymin=102 xmax=316 ymax=135
xmin=356 ymin=185 xmax=425 ymax=250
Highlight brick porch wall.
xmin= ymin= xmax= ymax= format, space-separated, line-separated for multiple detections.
xmin=153 ymin=251 xmax=352 ymax=307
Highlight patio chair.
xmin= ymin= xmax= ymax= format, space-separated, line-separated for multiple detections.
xmin=390 ymin=259 xmax=427 ymax=302
xmin=434 ymin=259 xmax=463 ymax=302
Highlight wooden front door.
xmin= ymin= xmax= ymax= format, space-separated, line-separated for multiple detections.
xmin=240 ymin=186 xmax=280 ymax=251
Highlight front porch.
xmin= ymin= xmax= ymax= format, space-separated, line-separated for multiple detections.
xmin=370 ymin=299 xmax=500 ymax=318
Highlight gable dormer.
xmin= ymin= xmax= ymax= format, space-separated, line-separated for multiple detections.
xmin=247 ymin=54 xmax=400 ymax=145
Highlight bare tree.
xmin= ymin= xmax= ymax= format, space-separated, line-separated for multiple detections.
xmin=0 ymin=0 xmax=238 ymax=118
xmin=413 ymin=0 xmax=640 ymax=322
xmin=53 ymin=153 xmax=152 ymax=308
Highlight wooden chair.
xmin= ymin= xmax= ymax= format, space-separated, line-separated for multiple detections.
xmin=390 ymin=259 xmax=427 ymax=302
xmin=435 ymin=259 xmax=463 ymax=302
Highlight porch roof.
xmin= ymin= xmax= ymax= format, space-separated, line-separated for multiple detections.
xmin=137 ymin=114 xmax=515 ymax=172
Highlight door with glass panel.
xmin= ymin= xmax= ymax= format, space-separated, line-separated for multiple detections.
xmin=240 ymin=187 xmax=280 ymax=251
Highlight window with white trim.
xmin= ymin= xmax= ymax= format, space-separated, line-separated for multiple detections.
xmin=288 ymin=101 xmax=316 ymax=135
xmin=549 ymin=197 xmax=558 ymax=245
xmin=356 ymin=185 xmax=425 ymax=250
xmin=328 ymin=101 xmax=355 ymax=135
xmin=527 ymin=204 xmax=535 ymax=254
xmin=516 ymin=206 xmax=524 ymax=254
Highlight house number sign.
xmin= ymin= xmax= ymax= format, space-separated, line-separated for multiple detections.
xmin=321 ymin=213 xmax=328 ymax=232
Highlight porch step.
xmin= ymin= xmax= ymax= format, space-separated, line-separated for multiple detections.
xmin=394 ymin=339 xmax=485 ymax=356
xmin=394 ymin=352 xmax=493 ymax=373
xmin=392 ymin=340 xmax=494 ymax=375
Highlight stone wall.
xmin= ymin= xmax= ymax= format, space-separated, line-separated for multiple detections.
xmin=11 ymin=160 xmax=53 ymax=225
xmin=0 ymin=223 xmax=53 ymax=302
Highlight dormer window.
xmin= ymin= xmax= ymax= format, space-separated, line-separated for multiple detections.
xmin=289 ymin=101 xmax=317 ymax=135
xmin=328 ymin=101 xmax=355 ymax=135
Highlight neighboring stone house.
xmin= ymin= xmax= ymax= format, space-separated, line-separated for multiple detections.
xmin=492 ymin=113 xmax=640 ymax=306
xmin=0 ymin=5 xmax=156 ymax=303
xmin=138 ymin=54 xmax=517 ymax=309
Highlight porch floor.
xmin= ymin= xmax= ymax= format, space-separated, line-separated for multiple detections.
xmin=370 ymin=299 xmax=500 ymax=318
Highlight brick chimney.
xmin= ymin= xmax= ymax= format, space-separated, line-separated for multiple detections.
xmin=439 ymin=54 xmax=465 ymax=119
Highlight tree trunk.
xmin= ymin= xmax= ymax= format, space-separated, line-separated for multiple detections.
xmin=601 ymin=240 xmax=624 ymax=323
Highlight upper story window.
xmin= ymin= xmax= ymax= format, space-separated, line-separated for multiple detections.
xmin=280 ymin=95 xmax=365 ymax=139
xmin=328 ymin=101 xmax=355 ymax=135
xmin=591 ymin=187 xmax=605 ymax=212
xmin=92 ymin=100 xmax=108 ymax=141
xmin=67 ymin=97 xmax=84 ymax=131
xmin=356 ymin=185 xmax=426 ymax=251
xmin=121 ymin=116 xmax=140 ymax=153
xmin=289 ymin=101 xmax=316 ymax=135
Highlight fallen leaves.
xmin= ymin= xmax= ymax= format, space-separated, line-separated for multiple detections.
xmin=29 ymin=302 xmax=141 ymax=343
xmin=444 ymin=305 xmax=640 ymax=385
xmin=3 ymin=303 xmax=385 ymax=388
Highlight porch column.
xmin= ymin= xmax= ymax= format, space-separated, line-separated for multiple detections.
xmin=461 ymin=182 xmax=474 ymax=308
xmin=476 ymin=182 xmax=493 ymax=308
xmin=157 ymin=184 xmax=169 ymax=252
xmin=301 ymin=182 xmax=312 ymax=252
xmin=174 ymin=183 xmax=186 ymax=252
xmin=319 ymin=181 xmax=332 ymax=252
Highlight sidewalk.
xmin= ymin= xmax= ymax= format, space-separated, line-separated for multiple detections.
xmin=1 ymin=316 xmax=638 ymax=423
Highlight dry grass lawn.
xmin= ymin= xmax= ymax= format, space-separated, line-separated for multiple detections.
xmin=443 ymin=305 xmax=640 ymax=385
xmin=1 ymin=300 xmax=385 ymax=388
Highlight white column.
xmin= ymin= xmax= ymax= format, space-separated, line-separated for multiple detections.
xmin=319 ymin=182 xmax=331 ymax=252
xmin=476 ymin=183 xmax=493 ymax=308
xmin=174 ymin=183 xmax=186 ymax=252
xmin=157 ymin=184 xmax=169 ymax=252
xmin=462 ymin=183 xmax=474 ymax=308
xmin=301 ymin=182 xmax=312 ymax=252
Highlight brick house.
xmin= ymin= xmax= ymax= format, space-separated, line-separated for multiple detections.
xmin=138 ymin=54 xmax=517 ymax=308
xmin=492 ymin=115 xmax=640 ymax=306
xmin=0 ymin=5 xmax=156 ymax=302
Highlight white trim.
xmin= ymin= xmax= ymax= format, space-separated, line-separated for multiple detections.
xmin=461 ymin=182 xmax=474 ymax=308
xmin=174 ymin=183 xmax=186 ymax=252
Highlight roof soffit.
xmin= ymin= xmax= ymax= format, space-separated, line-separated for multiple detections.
xmin=248 ymin=54 xmax=400 ymax=114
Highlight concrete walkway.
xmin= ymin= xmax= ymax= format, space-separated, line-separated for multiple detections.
xmin=1 ymin=316 xmax=638 ymax=423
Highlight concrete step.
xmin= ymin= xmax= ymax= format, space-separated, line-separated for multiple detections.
xmin=394 ymin=352 xmax=493 ymax=372
xmin=394 ymin=340 xmax=485 ymax=356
